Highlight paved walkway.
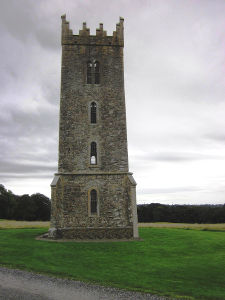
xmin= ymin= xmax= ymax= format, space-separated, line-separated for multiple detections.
xmin=0 ymin=267 xmax=170 ymax=300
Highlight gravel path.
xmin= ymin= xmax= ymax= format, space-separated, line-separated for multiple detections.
xmin=0 ymin=267 xmax=171 ymax=300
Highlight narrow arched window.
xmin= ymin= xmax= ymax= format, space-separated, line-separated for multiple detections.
xmin=91 ymin=102 xmax=97 ymax=123
xmin=87 ymin=61 xmax=92 ymax=84
xmin=94 ymin=61 xmax=100 ymax=84
xmin=90 ymin=142 xmax=97 ymax=164
xmin=90 ymin=189 xmax=97 ymax=214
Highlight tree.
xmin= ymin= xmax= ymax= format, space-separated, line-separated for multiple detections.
xmin=0 ymin=184 xmax=51 ymax=221
xmin=30 ymin=193 xmax=51 ymax=221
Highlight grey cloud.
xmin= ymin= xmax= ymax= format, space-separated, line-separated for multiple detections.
xmin=131 ymin=152 xmax=224 ymax=163
xmin=0 ymin=0 xmax=225 ymax=202
xmin=204 ymin=133 xmax=225 ymax=144
xmin=151 ymin=153 xmax=224 ymax=162
xmin=139 ymin=186 xmax=204 ymax=195
xmin=10 ymin=107 xmax=58 ymax=136
xmin=0 ymin=174 xmax=53 ymax=180
xmin=0 ymin=104 xmax=58 ymax=178
xmin=0 ymin=160 xmax=56 ymax=174
xmin=0 ymin=0 xmax=59 ymax=49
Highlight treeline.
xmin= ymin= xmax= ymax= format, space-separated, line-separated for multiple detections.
xmin=138 ymin=203 xmax=225 ymax=223
xmin=1 ymin=184 xmax=225 ymax=223
xmin=0 ymin=184 xmax=50 ymax=221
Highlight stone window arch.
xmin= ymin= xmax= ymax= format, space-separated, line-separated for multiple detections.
xmin=90 ymin=142 xmax=97 ymax=164
xmin=90 ymin=102 xmax=97 ymax=124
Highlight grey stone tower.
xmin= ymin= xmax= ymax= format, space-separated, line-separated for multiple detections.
xmin=49 ymin=15 xmax=138 ymax=239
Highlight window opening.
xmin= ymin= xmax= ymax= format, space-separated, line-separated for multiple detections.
xmin=91 ymin=102 xmax=97 ymax=123
xmin=94 ymin=61 xmax=100 ymax=84
xmin=87 ymin=61 xmax=92 ymax=84
xmin=90 ymin=142 xmax=97 ymax=164
xmin=90 ymin=189 xmax=97 ymax=214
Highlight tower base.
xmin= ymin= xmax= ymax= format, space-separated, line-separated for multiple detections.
xmin=48 ymin=227 xmax=134 ymax=240
xmin=50 ymin=172 xmax=139 ymax=240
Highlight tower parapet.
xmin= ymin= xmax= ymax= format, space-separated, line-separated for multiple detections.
xmin=61 ymin=14 xmax=124 ymax=46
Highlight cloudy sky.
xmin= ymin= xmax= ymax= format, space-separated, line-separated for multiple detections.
xmin=0 ymin=0 xmax=225 ymax=205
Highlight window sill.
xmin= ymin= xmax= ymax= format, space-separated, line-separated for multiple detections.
xmin=89 ymin=165 xmax=99 ymax=168
xmin=89 ymin=214 xmax=99 ymax=217
xmin=85 ymin=83 xmax=101 ymax=86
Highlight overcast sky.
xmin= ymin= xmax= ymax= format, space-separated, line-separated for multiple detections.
xmin=0 ymin=0 xmax=225 ymax=205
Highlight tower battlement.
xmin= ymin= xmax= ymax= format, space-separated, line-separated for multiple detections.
xmin=61 ymin=14 xmax=124 ymax=46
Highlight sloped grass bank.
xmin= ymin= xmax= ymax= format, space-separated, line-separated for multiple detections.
xmin=0 ymin=227 xmax=224 ymax=299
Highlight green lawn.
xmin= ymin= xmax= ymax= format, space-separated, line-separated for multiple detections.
xmin=0 ymin=227 xmax=224 ymax=299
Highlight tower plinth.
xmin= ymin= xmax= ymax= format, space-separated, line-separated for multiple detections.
xmin=49 ymin=15 xmax=139 ymax=239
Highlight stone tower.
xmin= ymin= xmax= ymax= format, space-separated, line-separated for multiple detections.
xmin=49 ymin=15 xmax=138 ymax=239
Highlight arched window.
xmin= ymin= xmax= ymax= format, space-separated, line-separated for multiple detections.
xmin=86 ymin=60 xmax=100 ymax=84
xmin=90 ymin=142 xmax=97 ymax=164
xmin=87 ymin=61 xmax=92 ymax=84
xmin=90 ymin=189 xmax=97 ymax=214
xmin=94 ymin=61 xmax=100 ymax=84
xmin=91 ymin=102 xmax=97 ymax=124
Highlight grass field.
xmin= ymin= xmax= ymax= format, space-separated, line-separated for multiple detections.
xmin=139 ymin=222 xmax=225 ymax=231
xmin=0 ymin=220 xmax=50 ymax=229
xmin=0 ymin=223 xmax=224 ymax=299
xmin=1 ymin=219 xmax=225 ymax=230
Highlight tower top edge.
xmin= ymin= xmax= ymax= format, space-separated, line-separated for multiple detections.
xmin=61 ymin=14 xmax=124 ymax=46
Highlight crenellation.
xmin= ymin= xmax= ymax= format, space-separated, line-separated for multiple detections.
xmin=79 ymin=22 xmax=90 ymax=36
xmin=96 ymin=23 xmax=107 ymax=37
xmin=113 ymin=17 xmax=124 ymax=41
xmin=61 ymin=14 xmax=73 ymax=38
xmin=61 ymin=15 xmax=123 ymax=46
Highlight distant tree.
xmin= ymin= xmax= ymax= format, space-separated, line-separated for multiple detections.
xmin=0 ymin=184 xmax=51 ymax=221
xmin=13 ymin=194 xmax=36 ymax=221
xmin=30 ymin=193 xmax=51 ymax=221
xmin=137 ymin=203 xmax=225 ymax=223
xmin=0 ymin=184 xmax=15 ymax=219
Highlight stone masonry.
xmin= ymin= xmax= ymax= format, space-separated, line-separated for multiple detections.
xmin=49 ymin=15 xmax=139 ymax=239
